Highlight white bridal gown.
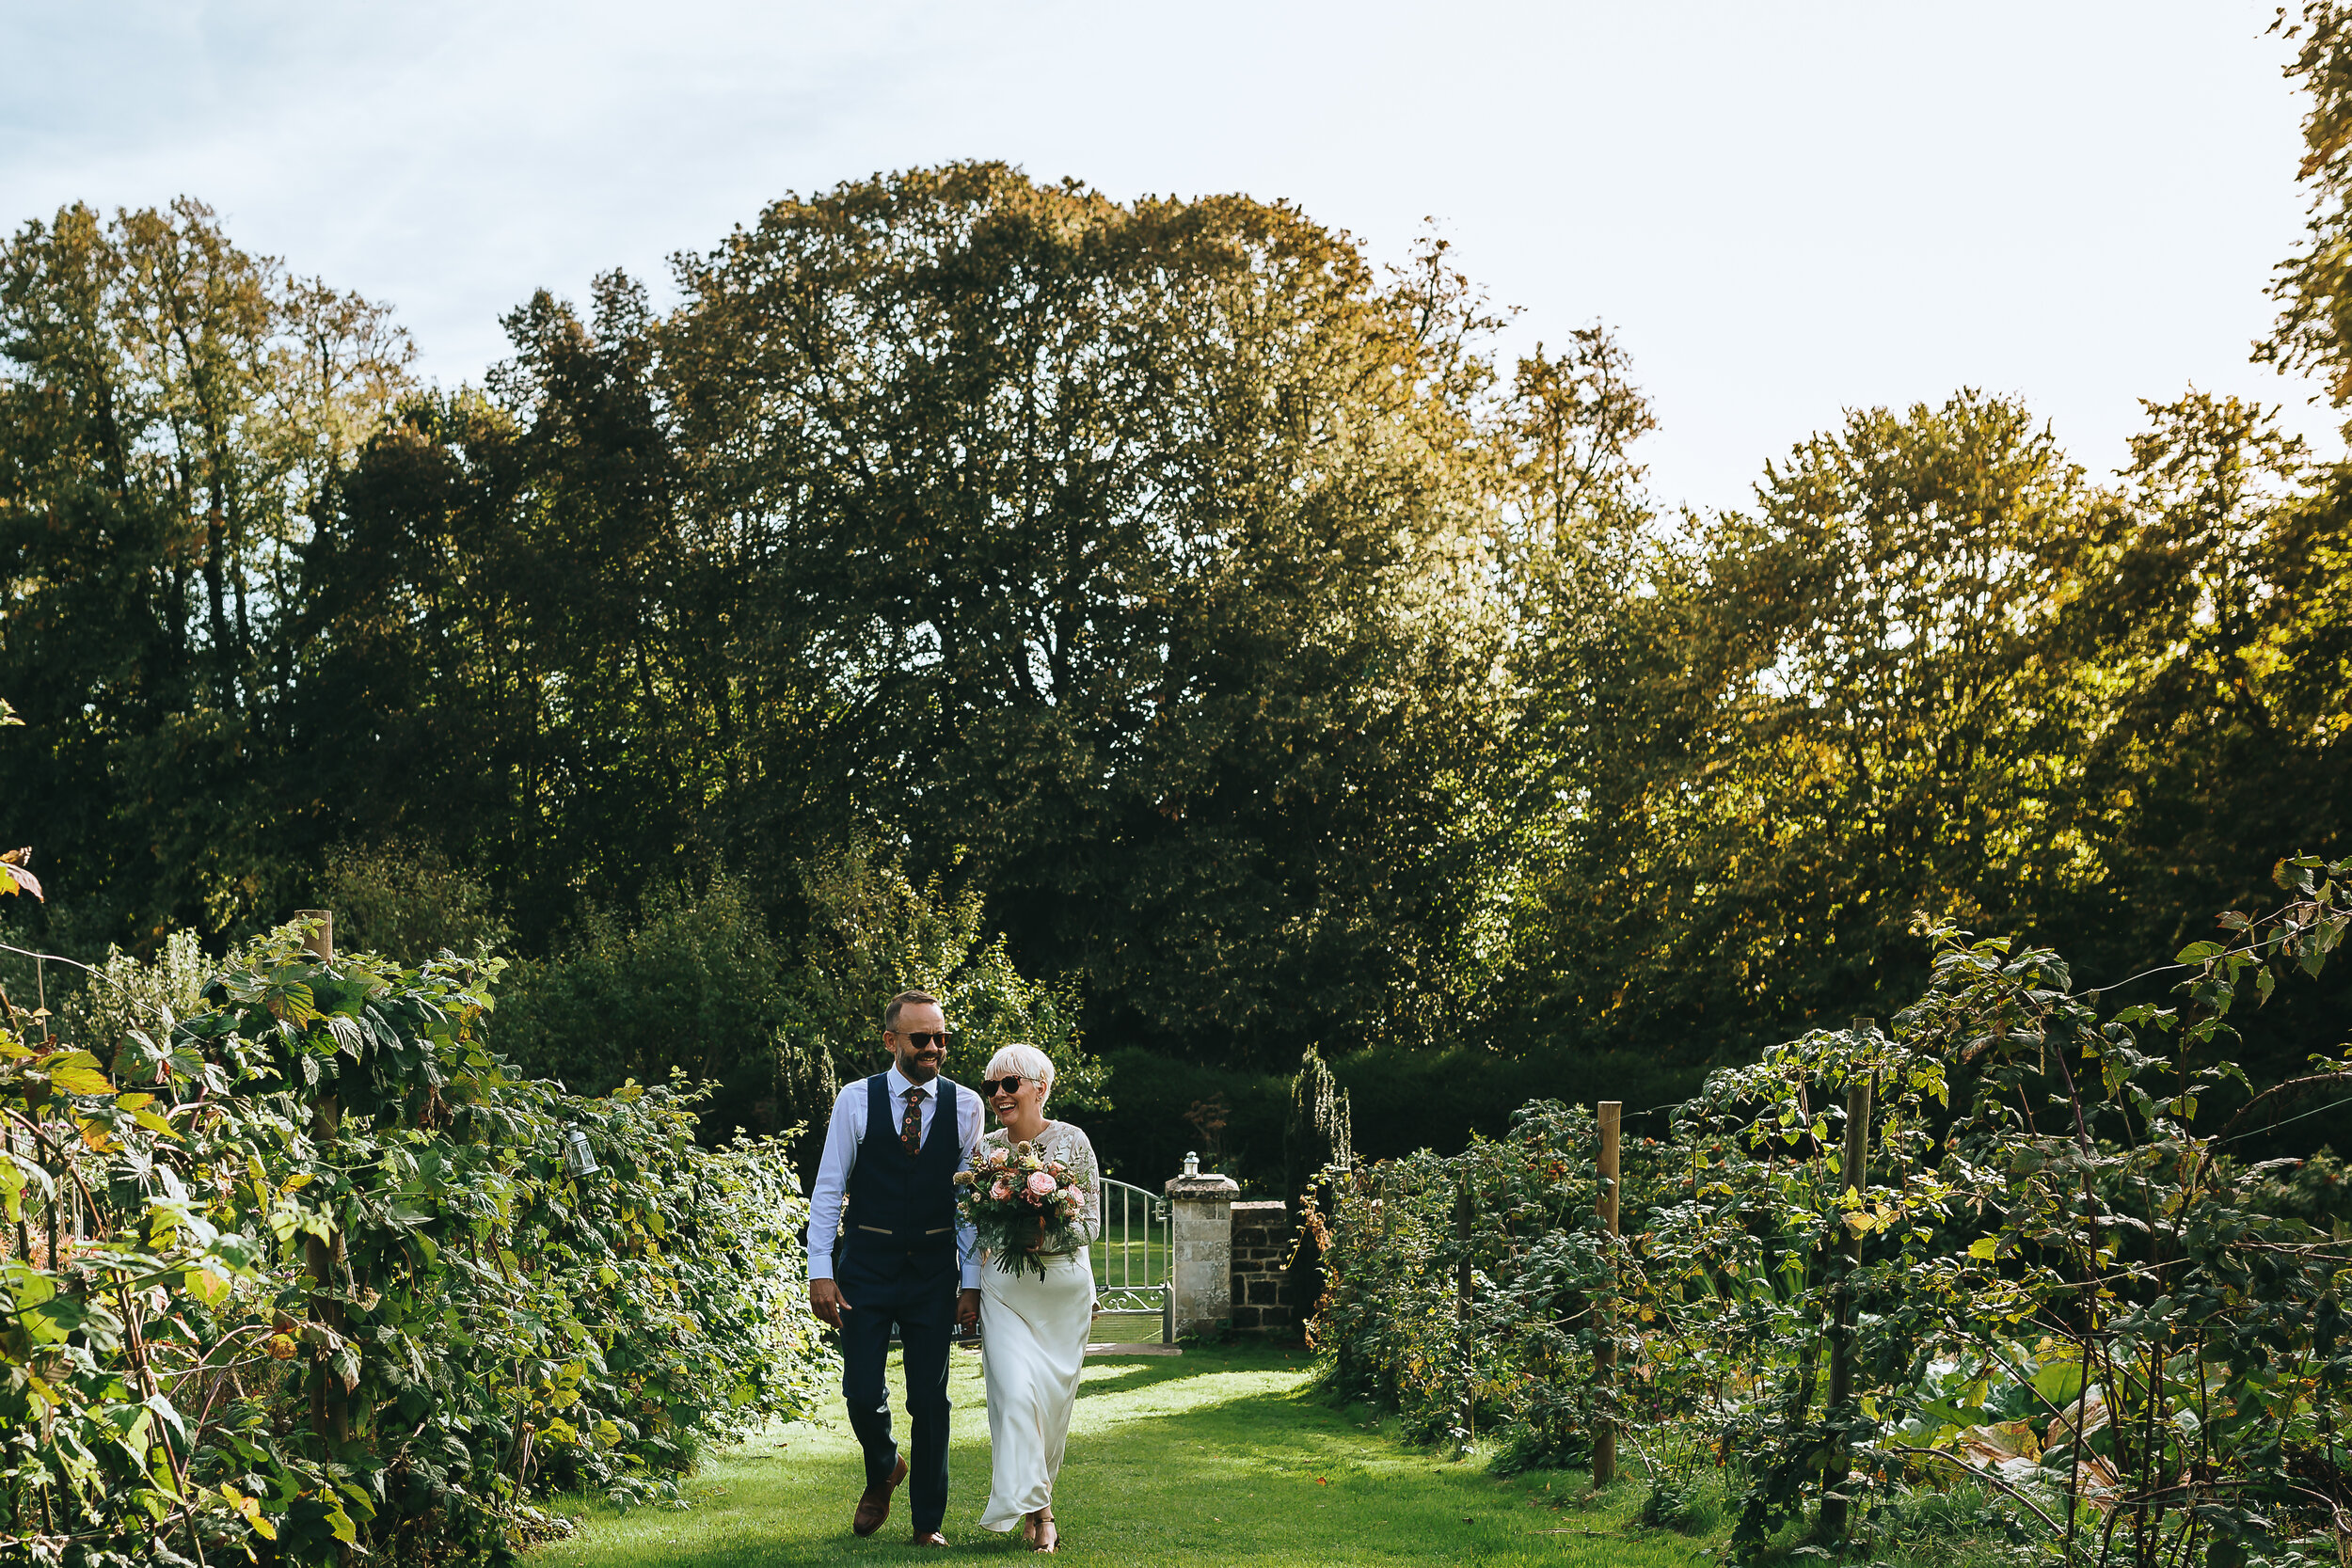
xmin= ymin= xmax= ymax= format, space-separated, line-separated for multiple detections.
xmin=977 ymin=1120 xmax=1102 ymax=1533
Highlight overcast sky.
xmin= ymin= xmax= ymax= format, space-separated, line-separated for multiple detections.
xmin=0 ymin=1 xmax=2334 ymax=513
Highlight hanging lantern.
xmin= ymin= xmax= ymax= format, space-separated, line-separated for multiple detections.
xmin=563 ymin=1126 xmax=600 ymax=1178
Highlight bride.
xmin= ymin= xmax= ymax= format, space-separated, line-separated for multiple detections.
xmin=975 ymin=1044 xmax=1098 ymax=1553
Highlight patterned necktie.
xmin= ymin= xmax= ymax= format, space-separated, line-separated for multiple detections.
xmin=901 ymin=1085 xmax=927 ymax=1153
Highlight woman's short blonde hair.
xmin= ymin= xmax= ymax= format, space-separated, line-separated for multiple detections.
xmin=983 ymin=1042 xmax=1056 ymax=1101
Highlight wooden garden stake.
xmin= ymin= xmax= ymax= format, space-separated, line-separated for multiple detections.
xmin=11 ymin=1122 xmax=26 ymax=1266
xmin=297 ymin=911 xmax=353 ymax=1453
xmin=1593 ymin=1101 xmax=1621 ymax=1486
xmin=1455 ymin=1170 xmax=1472 ymax=1323
xmin=1820 ymin=1039 xmax=1872 ymax=1539
xmin=1456 ymin=1167 xmax=1474 ymax=1447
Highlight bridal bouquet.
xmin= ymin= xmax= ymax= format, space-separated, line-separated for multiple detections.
xmin=956 ymin=1140 xmax=1086 ymax=1280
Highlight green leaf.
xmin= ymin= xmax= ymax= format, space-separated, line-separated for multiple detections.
xmin=5 ymin=1261 xmax=57 ymax=1308
xmin=2030 ymin=1358 xmax=2084 ymax=1407
xmin=2175 ymin=941 xmax=2226 ymax=964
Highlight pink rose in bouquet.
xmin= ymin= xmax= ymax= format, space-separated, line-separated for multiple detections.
xmin=1025 ymin=1170 xmax=1058 ymax=1199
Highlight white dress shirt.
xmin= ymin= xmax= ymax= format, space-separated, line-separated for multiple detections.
xmin=806 ymin=1065 xmax=984 ymax=1288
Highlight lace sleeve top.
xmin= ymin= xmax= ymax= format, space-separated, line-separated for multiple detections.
xmin=981 ymin=1121 xmax=1103 ymax=1250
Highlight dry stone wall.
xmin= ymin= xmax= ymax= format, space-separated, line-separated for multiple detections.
xmin=1228 ymin=1199 xmax=1296 ymax=1333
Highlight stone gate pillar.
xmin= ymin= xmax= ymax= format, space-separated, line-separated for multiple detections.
xmin=1165 ymin=1154 xmax=1239 ymax=1338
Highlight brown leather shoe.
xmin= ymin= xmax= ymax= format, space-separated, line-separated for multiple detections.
xmin=851 ymin=1454 xmax=908 ymax=1537
xmin=910 ymin=1530 xmax=949 ymax=1546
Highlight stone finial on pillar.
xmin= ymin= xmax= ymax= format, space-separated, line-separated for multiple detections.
xmin=1165 ymin=1164 xmax=1240 ymax=1338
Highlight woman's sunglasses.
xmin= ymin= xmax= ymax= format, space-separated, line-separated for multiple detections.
xmin=979 ymin=1075 xmax=1030 ymax=1096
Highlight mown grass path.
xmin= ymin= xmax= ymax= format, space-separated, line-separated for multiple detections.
xmin=530 ymin=1342 xmax=1702 ymax=1567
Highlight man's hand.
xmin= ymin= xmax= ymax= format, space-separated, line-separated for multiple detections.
xmin=810 ymin=1277 xmax=847 ymax=1329
xmin=957 ymin=1288 xmax=981 ymax=1332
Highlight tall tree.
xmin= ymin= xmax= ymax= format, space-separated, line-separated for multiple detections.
xmin=2265 ymin=3 xmax=2352 ymax=405
xmin=657 ymin=166 xmax=1513 ymax=1064
xmin=2058 ymin=391 xmax=2352 ymax=1076
xmin=1495 ymin=391 xmax=2111 ymax=1060
xmin=303 ymin=275 xmax=719 ymax=946
xmin=0 ymin=199 xmax=410 ymax=939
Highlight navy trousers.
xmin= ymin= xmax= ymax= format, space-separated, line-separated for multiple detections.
xmin=837 ymin=1253 xmax=957 ymax=1536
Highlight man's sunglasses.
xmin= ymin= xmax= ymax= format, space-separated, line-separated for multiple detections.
xmin=979 ymin=1075 xmax=1030 ymax=1096
xmin=895 ymin=1031 xmax=951 ymax=1050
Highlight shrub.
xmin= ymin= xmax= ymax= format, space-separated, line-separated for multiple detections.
xmin=0 ymin=919 xmax=829 ymax=1566
xmin=776 ymin=837 xmax=1100 ymax=1123
xmin=1334 ymin=1041 xmax=1701 ymax=1167
xmin=1089 ymin=1050 xmax=1289 ymax=1189
xmin=497 ymin=845 xmax=1101 ymax=1162
xmin=318 ymin=840 xmax=513 ymax=962
xmin=1309 ymin=857 xmax=2352 ymax=1565
xmin=494 ymin=870 xmax=793 ymax=1141
xmin=52 ymin=929 xmax=211 ymax=1051
xmin=1307 ymin=1100 xmax=1616 ymax=1455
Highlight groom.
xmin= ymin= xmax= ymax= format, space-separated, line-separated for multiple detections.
xmin=807 ymin=990 xmax=984 ymax=1546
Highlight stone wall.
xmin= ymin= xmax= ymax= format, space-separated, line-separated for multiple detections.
xmin=1228 ymin=1199 xmax=1295 ymax=1333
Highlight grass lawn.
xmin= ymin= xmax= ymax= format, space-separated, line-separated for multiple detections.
xmin=529 ymin=1341 xmax=1715 ymax=1566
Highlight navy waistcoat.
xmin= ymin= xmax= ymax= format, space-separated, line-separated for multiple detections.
xmin=836 ymin=1072 xmax=963 ymax=1292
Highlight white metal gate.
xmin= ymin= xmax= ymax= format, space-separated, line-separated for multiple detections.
xmin=1090 ymin=1176 xmax=1173 ymax=1344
